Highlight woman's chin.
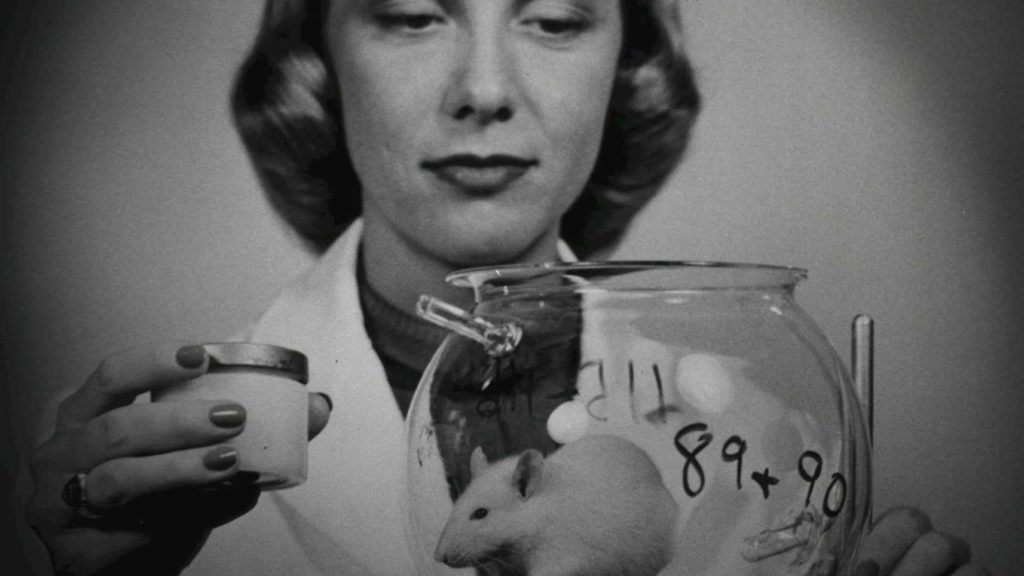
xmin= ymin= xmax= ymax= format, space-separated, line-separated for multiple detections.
xmin=429 ymin=224 xmax=561 ymax=269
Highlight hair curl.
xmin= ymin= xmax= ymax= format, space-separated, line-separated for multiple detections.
xmin=232 ymin=0 xmax=700 ymax=257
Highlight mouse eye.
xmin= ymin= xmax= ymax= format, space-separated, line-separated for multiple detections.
xmin=470 ymin=508 xmax=489 ymax=520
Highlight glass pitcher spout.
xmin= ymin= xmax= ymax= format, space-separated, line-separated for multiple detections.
xmin=416 ymin=295 xmax=522 ymax=358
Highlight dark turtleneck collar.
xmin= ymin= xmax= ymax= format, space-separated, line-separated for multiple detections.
xmin=357 ymin=249 xmax=450 ymax=417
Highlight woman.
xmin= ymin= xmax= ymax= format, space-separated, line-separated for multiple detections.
xmin=24 ymin=1 xmax=986 ymax=575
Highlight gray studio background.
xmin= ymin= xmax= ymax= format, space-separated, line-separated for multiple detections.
xmin=2 ymin=1 xmax=1022 ymax=574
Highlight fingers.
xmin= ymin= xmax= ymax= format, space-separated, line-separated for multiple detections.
xmin=308 ymin=392 xmax=333 ymax=440
xmin=855 ymin=507 xmax=932 ymax=576
xmin=140 ymin=484 xmax=261 ymax=530
xmin=58 ymin=342 xmax=209 ymax=429
xmin=84 ymin=445 xmax=241 ymax=510
xmin=41 ymin=485 xmax=260 ymax=575
xmin=57 ymin=401 xmax=247 ymax=471
xmin=856 ymin=507 xmax=975 ymax=576
xmin=889 ymin=531 xmax=971 ymax=576
xmin=27 ymin=443 xmax=244 ymax=534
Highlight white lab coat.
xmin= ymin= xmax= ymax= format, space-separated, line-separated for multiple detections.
xmin=189 ymin=220 xmax=576 ymax=576
xmin=188 ymin=219 xmax=418 ymax=575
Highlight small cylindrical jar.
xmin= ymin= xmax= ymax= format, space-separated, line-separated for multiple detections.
xmin=153 ymin=343 xmax=309 ymax=489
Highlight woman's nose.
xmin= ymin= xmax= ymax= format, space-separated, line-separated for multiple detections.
xmin=443 ymin=32 xmax=516 ymax=125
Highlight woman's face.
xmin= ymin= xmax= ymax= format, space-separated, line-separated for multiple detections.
xmin=327 ymin=0 xmax=623 ymax=266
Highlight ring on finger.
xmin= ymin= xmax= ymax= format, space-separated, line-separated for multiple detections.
xmin=61 ymin=471 xmax=106 ymax=519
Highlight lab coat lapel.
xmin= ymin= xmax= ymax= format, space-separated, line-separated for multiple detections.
xmin=248 ymin=220 xmax=416 ymax=575
xmin=192 ymin=225 xmax=579 ymax=575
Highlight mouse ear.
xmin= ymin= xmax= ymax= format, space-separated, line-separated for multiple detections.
xmin=512 ymin=449 xmax=545 ymax=499
xmin=470 ymin=446 xmax=489 ymax=479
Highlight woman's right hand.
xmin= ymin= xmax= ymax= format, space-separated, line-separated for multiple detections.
xmin=25 ymin=342 xmax=332 ymax=576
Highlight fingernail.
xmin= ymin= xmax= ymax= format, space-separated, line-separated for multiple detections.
xmin=204 ymin=446 xmax=238 ymax=471
xmin=317 ymin=392 xmax=334 ymax=412
xmin=209 ymin=404 xmax=246 ymax=428
xmin=853 ymin=560 xmax=879 ymax=576
xmin=176 ymin=345 xmax=206 ymax=369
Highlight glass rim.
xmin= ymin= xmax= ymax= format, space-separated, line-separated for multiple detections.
xmin=447 ymin=260 xmax=809 ymax=291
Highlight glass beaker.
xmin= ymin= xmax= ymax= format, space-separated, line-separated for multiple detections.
xmin=406 ymin=262 xmax=870 ymax=576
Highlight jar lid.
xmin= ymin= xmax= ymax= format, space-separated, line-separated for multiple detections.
xmin=202 ymin=343 xmax=308 ymax=384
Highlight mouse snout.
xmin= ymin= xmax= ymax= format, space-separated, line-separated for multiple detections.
xmin=433 ymin=543 xmax=466 ymax=568
xmin=433 ymin=540 xmax=451 ymax=565
xmin=434 ymin=551 xmax=457 ymax=567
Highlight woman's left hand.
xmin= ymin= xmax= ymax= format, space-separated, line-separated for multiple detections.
xmin=853 ymin=507 xmax=990 ymax=576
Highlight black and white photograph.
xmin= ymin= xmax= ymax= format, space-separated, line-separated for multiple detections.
xmin=2 ymin=1 xmax=1021 ymax=575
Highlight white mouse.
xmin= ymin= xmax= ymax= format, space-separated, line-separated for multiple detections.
xmin=434 ymin=434 xmax=679 ymax=576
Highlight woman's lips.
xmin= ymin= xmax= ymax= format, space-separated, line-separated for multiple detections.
xmin=422 ymin=155 xmax=537 ymax=193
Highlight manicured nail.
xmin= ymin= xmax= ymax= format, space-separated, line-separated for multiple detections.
xmin=203 ymin=447 xmax=238 ymax=471
xmin=176 ymin=345 xmax=206 ymax=369
xmin=317 ymin=392 xmax=334 ymax=412
xmin=209 ymin=404 xmax=246 ymax=428
xmin=853 ymin=560 xmax=879 ymax=576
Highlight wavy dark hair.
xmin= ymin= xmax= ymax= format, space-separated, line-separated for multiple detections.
xmin=232 ymin=0 xmax=700 ymax=257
